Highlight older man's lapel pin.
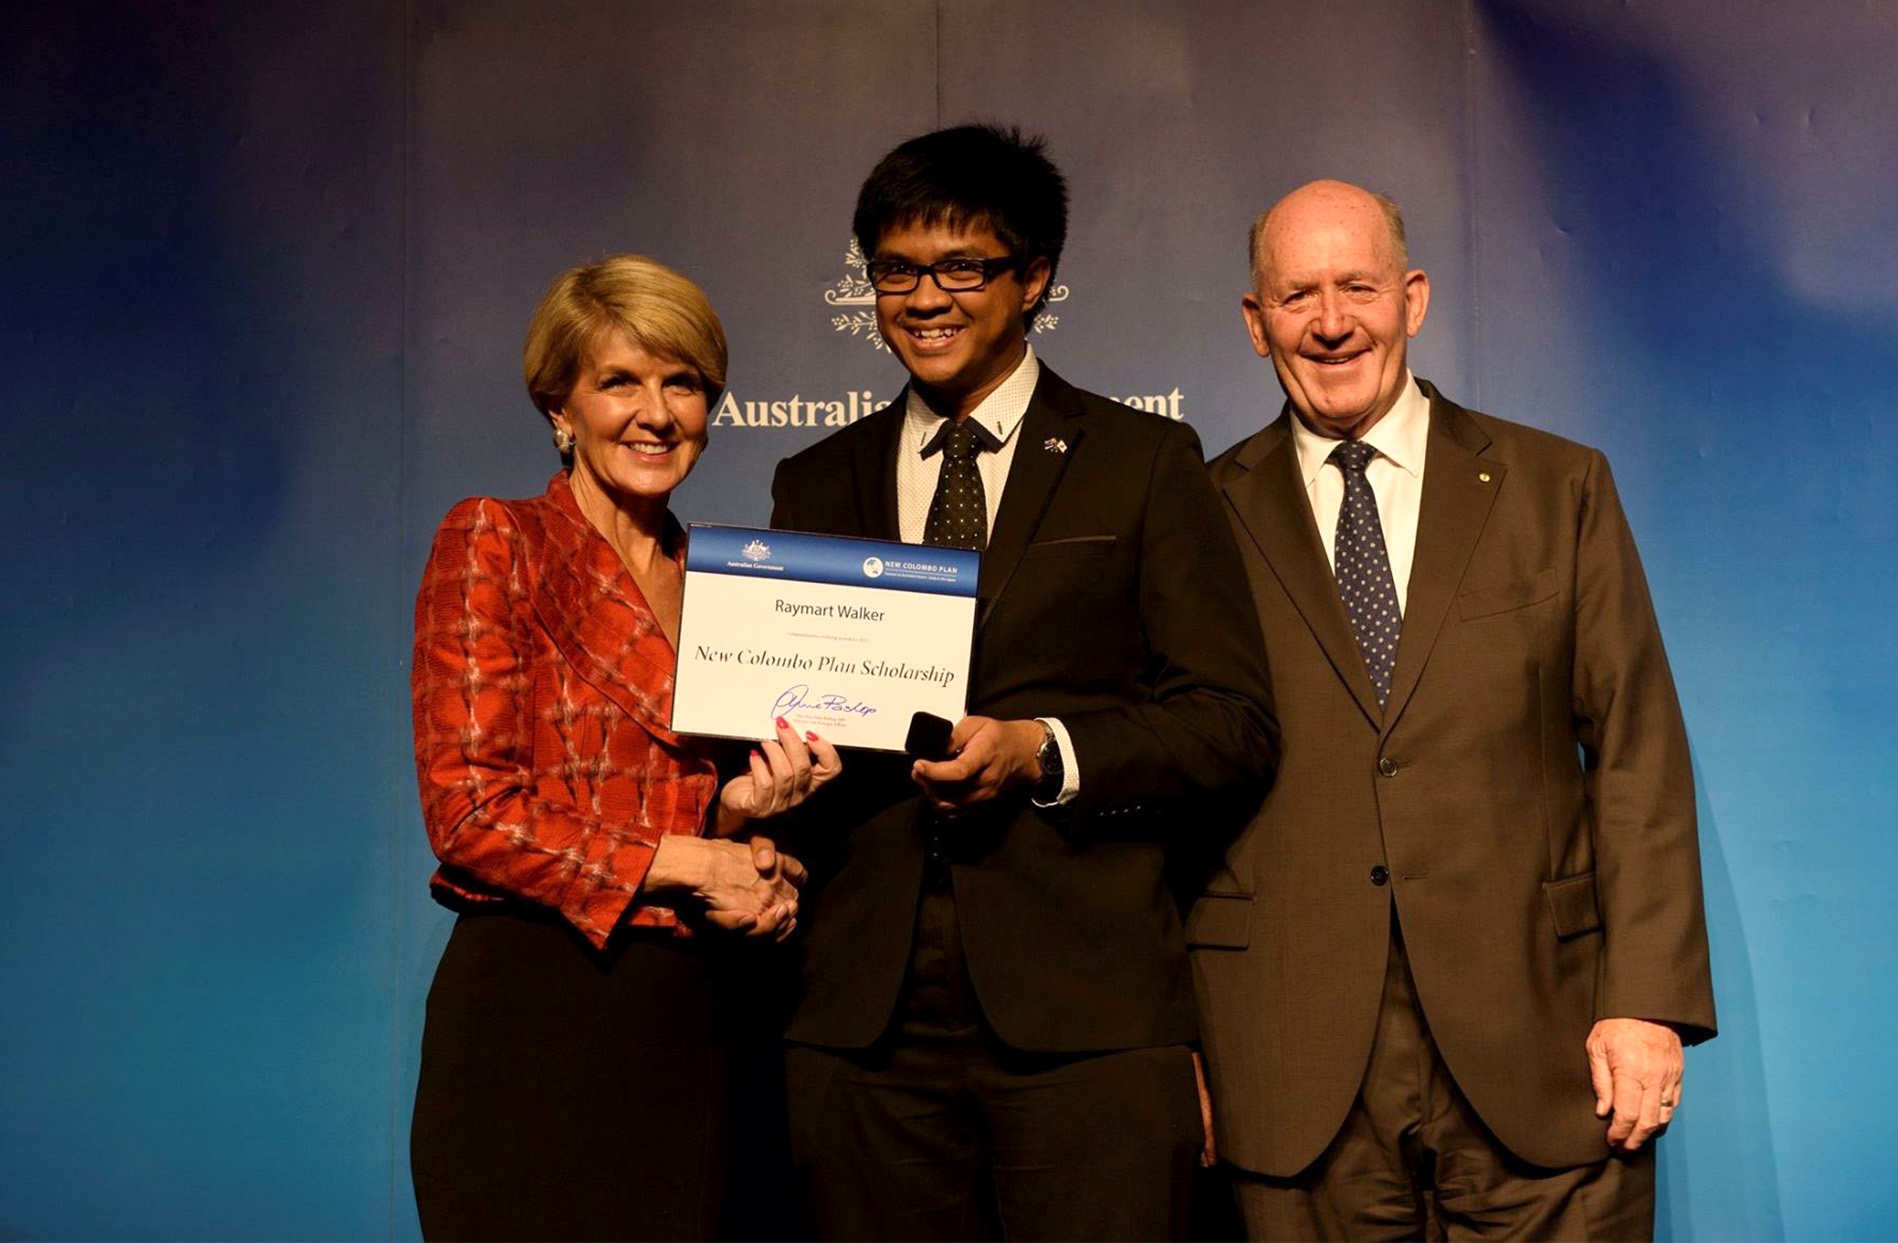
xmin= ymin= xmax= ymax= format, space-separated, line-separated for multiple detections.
xmin=1043 ymin=436 xmax=1069 ymax=455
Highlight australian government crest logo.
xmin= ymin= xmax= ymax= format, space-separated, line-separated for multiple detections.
xmin=824 ymin=239 xmax=1070 ymax=353
xmin=741 ymin=539 xmax=772 ymax=563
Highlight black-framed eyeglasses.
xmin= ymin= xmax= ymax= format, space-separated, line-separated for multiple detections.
xmin=866 ymin=255 xmax=1021 ymax=294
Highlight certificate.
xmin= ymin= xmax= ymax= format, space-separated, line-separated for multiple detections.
xmin=671 ymin=524 xmax=980 ymax=751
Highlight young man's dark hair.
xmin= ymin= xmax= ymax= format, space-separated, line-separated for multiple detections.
xmin=851 ymin=122 xmax=1069 ymax=317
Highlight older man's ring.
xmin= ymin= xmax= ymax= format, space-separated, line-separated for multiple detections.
xmin=1660 ymin=1096 xmax=1675 ymax=1107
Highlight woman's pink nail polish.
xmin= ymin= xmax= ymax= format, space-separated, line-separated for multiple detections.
xmin=775 ymin=716 xmax=789 ymax=730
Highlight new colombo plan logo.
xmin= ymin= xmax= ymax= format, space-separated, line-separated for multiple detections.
xmin=824 ymin=239 xmax=1070 ymax=352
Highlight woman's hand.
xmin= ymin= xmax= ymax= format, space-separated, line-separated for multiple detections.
xmin=713 ymin=718 xmax=843 ymax=837
xmin=643 ymin=835 xmax=808 ymax=940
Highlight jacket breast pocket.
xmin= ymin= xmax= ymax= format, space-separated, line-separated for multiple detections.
xmin=1543 ymin=872 xmax=1602 ymax=939
xmin=1185 ymin=892 xmax=1251 ymax=949
xmin=1457 ymin=567 xmax=1558 ymax=620
xmin=1021 ymin=534 xmax=1117 ymax=559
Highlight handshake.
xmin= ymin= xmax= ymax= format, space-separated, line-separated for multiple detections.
xmin=642 ymin=716 xmax=840 ymax=940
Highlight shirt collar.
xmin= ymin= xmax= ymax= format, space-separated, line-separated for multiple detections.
xmin=1288 ymin=370 xmax=1430 ymax=488
xmin=904 ymin=343 xmax=1039 ymax=454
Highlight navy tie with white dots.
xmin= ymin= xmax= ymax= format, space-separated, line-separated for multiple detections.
xmin=1329 ymin=439 xmax=1402 ymax=709
xmin=922 ymin=418 xmax=995 ymax=551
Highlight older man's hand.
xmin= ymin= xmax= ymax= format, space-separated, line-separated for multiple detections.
xmin=1588 ymin=1017 xmax=1684 ymax=1151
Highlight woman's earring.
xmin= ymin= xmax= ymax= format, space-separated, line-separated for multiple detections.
xmin=552 ymin=425 xmax=575 ymax=453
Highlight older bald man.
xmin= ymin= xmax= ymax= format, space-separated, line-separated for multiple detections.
xmin=1188 ymin=180 xmax=1716 ymax=1240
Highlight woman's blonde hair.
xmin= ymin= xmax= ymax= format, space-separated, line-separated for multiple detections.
xmin=523 ymin=254 xmax=728 ymax=423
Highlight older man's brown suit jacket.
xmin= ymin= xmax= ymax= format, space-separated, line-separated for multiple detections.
xmin=1190 ymin=381 xmax=1716 ymax=1175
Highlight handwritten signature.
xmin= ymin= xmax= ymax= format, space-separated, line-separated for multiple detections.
xmin=773 ymin=684 xmax=878 ymax=718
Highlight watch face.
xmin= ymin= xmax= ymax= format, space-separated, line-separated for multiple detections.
xmin=1038 ymin=726 xmax=1062 ymax=776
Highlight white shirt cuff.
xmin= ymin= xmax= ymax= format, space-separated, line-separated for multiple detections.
xmin=1032 ymin=716 xmax=1080 ymax=807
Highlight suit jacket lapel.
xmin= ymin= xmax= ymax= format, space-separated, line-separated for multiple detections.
xmin=976 ymin=367 xmax=1084 ymax=632
xmin=517 ymin=480 xmax=686 ymax=747
xmin=1381 ymin=385 xmax=1504 ymax=734
xmin=850 ymin=397 xmax=905 ymax=540
xmin=1223 ymin=413 xmax=1384 ymax=728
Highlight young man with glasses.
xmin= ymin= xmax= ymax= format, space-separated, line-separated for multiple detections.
xmin=769 ymin=123 xmax=1279 ymax=1241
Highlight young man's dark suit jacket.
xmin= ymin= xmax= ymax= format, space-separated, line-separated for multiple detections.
xmin=1191 ymin=380 xmax=1716 ymax=1176
xmin=770 ymin=364 xmax=1278 ymax=1054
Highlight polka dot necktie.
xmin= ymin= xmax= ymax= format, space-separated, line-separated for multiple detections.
xmin=922 ymin=418 xmax=997 ymax=551
xmin=1329 ymin=439 xmax=1402 ymax=709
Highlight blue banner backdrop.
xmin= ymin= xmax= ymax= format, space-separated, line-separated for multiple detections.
xmin=3 ymin=2 xmax=1893 ymax=1239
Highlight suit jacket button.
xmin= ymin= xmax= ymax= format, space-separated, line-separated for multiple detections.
xmin=1377 ymin=757 xmax=1399 ymax=777
xmin=1370 ymin=865 xmax=1390 ymax=886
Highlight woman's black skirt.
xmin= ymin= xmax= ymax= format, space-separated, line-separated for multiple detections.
xmin=411 ymin=904 xmax=790 ymax=1242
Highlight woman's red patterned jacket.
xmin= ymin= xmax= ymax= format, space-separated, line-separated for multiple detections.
xmin=410 ymin=474 xmax=717 ymax=949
